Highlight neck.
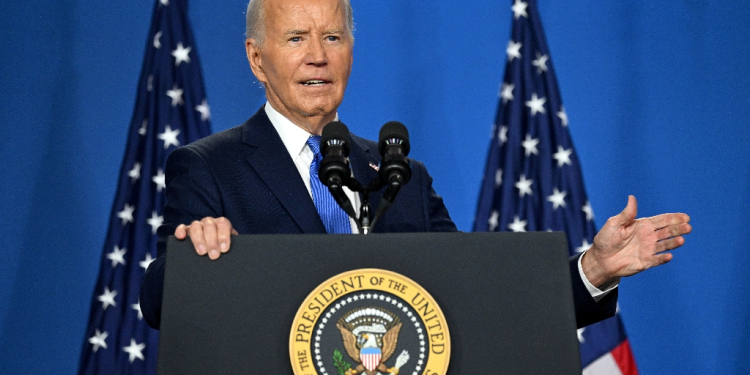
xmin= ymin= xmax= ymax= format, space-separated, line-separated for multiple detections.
xmin=296 ymin=114 xmax=335 ymax=136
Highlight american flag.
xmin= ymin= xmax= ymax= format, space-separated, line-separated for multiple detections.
xmin=473 ymin=0 xmax=637 ymax=374
xmin=78 ymin=0 xmax=211 ymax=373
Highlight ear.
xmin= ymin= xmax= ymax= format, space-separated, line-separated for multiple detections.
xmin=245 ymin=38 xmax=267 ymax=84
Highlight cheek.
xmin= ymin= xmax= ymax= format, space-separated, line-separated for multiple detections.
xmin=264 ymin=52 xmax=303 ymax=85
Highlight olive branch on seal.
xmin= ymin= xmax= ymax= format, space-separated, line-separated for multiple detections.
xmin=332 ymin=349 xmax=352 ymax=375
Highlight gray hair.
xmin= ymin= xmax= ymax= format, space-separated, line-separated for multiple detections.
xmin=245 ymin=0 xmax=354 ymax=45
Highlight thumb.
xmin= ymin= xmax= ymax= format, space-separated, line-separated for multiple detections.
xmin=616 ymin=195 xmax=638 ymax=225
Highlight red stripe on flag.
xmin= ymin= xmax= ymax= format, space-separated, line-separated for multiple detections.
xmin=611 ymin=340 xmax=638 ymax=375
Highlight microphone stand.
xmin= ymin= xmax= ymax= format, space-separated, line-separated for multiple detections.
xmin=335 ymin=174 xmax=402 ymax=235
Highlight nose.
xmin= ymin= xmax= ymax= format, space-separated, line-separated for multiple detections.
xmin=305 ymin=37 xmax=327 ymax=66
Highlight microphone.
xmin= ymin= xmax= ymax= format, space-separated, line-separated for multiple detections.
xmin=319 ymin=121 xmax=357 ymax=219
xmin=378 ymin=121 xmax=411 ymax=187
xmin=370 ymin=122 xmax=412 ymax=228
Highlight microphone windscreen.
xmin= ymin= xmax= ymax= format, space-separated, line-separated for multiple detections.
xmin=378 ymin=121 xmax=410 ymax=156
xmin=321 ymin=121 xmax=351 ymax=155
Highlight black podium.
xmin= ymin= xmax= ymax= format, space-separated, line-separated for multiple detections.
xmin=157 ymin=232 xmax=582 ymax=374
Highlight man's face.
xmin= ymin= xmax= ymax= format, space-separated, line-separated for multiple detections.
xmin=246 ymin=0 xmax=353 ymax=131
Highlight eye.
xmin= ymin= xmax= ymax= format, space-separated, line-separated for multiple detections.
xmin=289 ymin=36 xmax=302 ymax=42
xmin=325 ymin=35 xmax=340 ymax=42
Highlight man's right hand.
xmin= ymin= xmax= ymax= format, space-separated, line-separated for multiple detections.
xmin=175 ymin=217 xmax=238 ymax=260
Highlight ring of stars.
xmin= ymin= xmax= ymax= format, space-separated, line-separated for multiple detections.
xmin=313 ymin=292 xmax=426 ymax=375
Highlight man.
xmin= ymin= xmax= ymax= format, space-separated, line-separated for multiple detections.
xmin=140 ymin=0 xmax=691 ymax=330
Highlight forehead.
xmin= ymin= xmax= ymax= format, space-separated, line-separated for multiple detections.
xmin=264 ymin=0 xmax=346 ymax=32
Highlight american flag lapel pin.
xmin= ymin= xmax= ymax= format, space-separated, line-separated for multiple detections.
xmin=369 ymin=162 xmax=379 ymax=171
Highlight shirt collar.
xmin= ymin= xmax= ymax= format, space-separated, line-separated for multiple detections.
xmin=264 ymin=102 xmax=340 ymax=160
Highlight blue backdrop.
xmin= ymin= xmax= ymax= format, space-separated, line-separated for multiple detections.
xmin=1 ymin=1 xmax=748 ymax=374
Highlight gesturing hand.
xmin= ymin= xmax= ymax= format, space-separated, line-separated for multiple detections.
xmin=175 ymin=217 xmax=238 ymax=260
xmin=582 ymin=195 xmax=692 ymax=288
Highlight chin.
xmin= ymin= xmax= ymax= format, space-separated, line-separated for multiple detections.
xmin=301 ymin=100 xmax=340 ymax=117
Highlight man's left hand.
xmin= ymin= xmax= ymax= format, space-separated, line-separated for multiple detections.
xmin=582 ymin=195 xmax=692 ymax=288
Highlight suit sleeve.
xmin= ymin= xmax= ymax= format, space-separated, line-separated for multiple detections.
xmin=569 ymin=253 xmax=618 ymax=328
xmin=140 ymin=145 xmax=223 ymax=330
xmin=411 ymin=160 xmax=458 ymax=232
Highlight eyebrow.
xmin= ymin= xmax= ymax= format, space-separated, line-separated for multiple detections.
xmin=284 ymin=28 xmax=345 ymax=36
xmin=285 ymin=29 xmax=309 ymax=36
xmin=322 ymin=28 xmax=345 ymax=35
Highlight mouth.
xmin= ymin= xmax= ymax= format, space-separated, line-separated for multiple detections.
xmin=300 ymin=79 xmax=331 ymax=87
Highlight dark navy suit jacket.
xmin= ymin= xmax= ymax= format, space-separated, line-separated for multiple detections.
xmin=140 ymin=107 xmax=617 ymax=329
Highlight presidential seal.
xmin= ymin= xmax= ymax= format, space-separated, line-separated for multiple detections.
xmin=290 ymin=269 xmax=450 ymax=375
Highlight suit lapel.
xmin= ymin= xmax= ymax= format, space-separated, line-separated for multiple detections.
xmin=348 ymin=135 xmax=384 ymax=214
xmin=241 ymin=108 xmax=326 ymax=234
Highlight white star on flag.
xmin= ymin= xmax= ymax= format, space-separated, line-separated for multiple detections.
xmin=515 ymin=175 xmax=533 ymax=197
xmin=557 ymin=106 xmax=569 ymax=127
xmin=158 ymin=125 xmax=181 ymax=149
xmin=166 ymin=85 xmax=184 ymax=106
xmin=498 ymin=125 xmax=508 ymax=145
xmin=488 ymin=210 xmax=499 ymax=231
xmin=495 ymin=169 xmax=503 ymax=186
xmin=152 ymin=168 xmax=166 ymax=191
xmin=128 ymin=162 xmax=141 ymax=182
xmin=577 ymin=328 xmax=586 ymax=343
xmin=532 ymin=53 xmax=549 ymax=74
xmin=139 ymin=120 xmax=148 ymax=135
xmin=147 ymin=211 xmax=164 ymax=234
xmin=522 ymin=134 xmax=540 ymax=156
xmin=132 ymin=300 xmax=144 ymax=320
xmin=525 ymin=93 xmax=546 ymax=116
xmin=547 ymin=188 xmax=567 ymax=210
xmin=117 ymin=204 xmax=134 ymax=225
xmin=98 ymin=287 xmax=117 ymax=310
xmin=153 ymin=31 xmax=162 ymax=49
xmin=172 ymin=42 xmax=192 ymax=66
xmin=140 ymin=252 xmax=154 ymax=272
xmin=576 ymin=239 xmax=593 ymax=253
xmin=88 ymin=329 xmax=108 ymax=353
xmin=123 ymin=339 xmax=146 ymax=363
xmin=582 ymin=201 xmax=595 ymax=221
xmin=159 ymin=0 xmax=169 ymax=5
xmin=195 ymin=99 xmax=211 ymax=121
xmin=553 ymin=145 xmax=573 ymax=167
xmin=500 ymin=83 xmax=514 ymax=103
xmin=511 ymin=0 xmax=528 ymax=19
xmin=506 ymin=40 xmax=522 ymax=62
xmin=508 ymin=216 xmax=527 ymax=232
xmin=106 ymin=246 xmax=126 ymax=268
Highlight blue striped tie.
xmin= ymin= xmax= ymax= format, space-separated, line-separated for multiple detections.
xmin=307 ymin=136 xmax=351 ymax=234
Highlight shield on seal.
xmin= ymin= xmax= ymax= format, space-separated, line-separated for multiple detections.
xmin=360 ymin=347 xmax=382 ymax=372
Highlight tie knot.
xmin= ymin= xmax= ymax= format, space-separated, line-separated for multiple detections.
xmin=307 ymin=135 xmax=322 ymax=156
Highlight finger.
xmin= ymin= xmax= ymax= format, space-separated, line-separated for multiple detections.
xmin=175 ymin=224 xmax=188 ymax=240
xmin=215 ymin=217 xmax=233 ymax=253
xmin=655 ymin=223 xmax=692 ymax=241
xmin=201 ymin=217 xmax=220 ymax=260
xmin=650 ymin=252 xmax=673 ymax=268
xmin=654 ymin=236 xmax=686 ymax=253
xmin=648 ymin=213 xmax=691 ymax=229
xmin=615 ymin=195 xmax=637 ymax=225
xmin=188 ymin=221 xmax=207 ymax=256
xmin=231 ymin=228 xmax=239 ymax=235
